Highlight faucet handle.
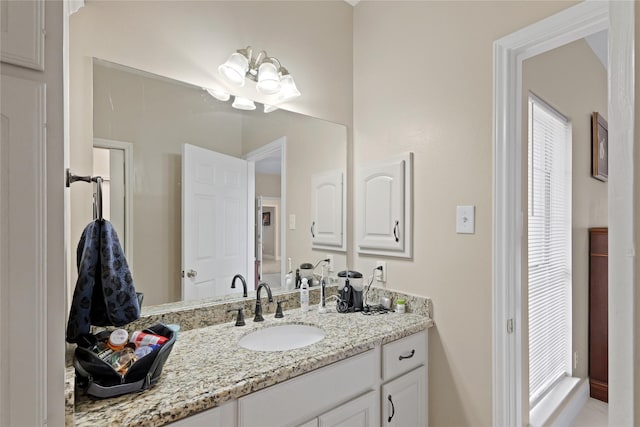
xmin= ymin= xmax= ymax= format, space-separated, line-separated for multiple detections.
xmin=275 ymin=300 xmax=287 ymax=318
xmin=227 ymin=307 xmax=245 ymax=326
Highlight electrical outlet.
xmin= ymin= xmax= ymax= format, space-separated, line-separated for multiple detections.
xmin=375 ymin=261 xmax=387 ymax=282
xmin=289 ymin=214 xmax=296 ymax=230
xmin=326 ymin=254 xmax=334 ymax=272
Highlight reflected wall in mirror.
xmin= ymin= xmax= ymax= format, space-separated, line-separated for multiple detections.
xmin=88 ymin=59 xmax=347 ymax=307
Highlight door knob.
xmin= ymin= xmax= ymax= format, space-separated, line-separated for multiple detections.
xmin=186 ymin=269 xmax=197 ymax=278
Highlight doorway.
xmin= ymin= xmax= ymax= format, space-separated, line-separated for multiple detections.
xmin=493 ymin=2 xmax=634 ymax=426
xmin=245 ymin=137 xmax=287 ymax=290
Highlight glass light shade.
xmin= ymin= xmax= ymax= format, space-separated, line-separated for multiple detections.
xmin=218 ymin=52 xmax=249 ymax=86
xmin=263 ymin=104 xmax=278 ymax=113
xmin=231 ymin=96 xmax=256 ymax=111
xmin=256 ymin=62 xmax=281 ymax=95
xmin=205 ymin=88 xmax=231 ymax=102
xmin=278 ymin=74 xmax=301 ymax=101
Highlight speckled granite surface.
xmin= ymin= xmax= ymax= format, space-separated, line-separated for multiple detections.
xmin=74 ymin=302 xmax=432 ymax=426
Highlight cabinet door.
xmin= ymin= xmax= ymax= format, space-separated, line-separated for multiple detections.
xmin=0 ymin=0 xmax=44 ymax=70
xmin=311 ymin=170 xmax=345 ymax=250
xmin=382 ymin=366 xmax=427 ymax=427
xmin=356 ymin=153 xmax=412 ymax=257
xmin=318 ymin=391 xmax=378 ymax=427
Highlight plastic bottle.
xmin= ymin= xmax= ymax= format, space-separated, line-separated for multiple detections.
xmin=300 ymin=278 xmax=309 ymax=312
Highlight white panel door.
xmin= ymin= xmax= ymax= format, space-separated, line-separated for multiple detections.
xmin=0 ymin=74 xmax=47 ymax=426
xmin=0 ymin=0 xmax=44 ymax=70
xmin=357 ymin=159 xmax=405 ymax=251
xmin=318 ymin=391 xmax=379 ymax=427
xmin=382 ymin=366 xmax=427 ymax=427
xmin=182 ymin=144 xmax=248 ymax=301
xmin=311 ymin=170 xmax=344 ymax=249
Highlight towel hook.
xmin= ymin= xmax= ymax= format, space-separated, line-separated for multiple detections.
xmin=66 ymin=169 xmax=104 ymax=221
xmin=94 ymin=177 xmax=103 ymax=221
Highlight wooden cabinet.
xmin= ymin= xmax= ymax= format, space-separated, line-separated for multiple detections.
xmin=382 ymin=367 xmax=427 ymax=427
xmin=311 ymin=170 xmax=345 ymax=251
xmin=356 ymin=153 xmax=413 ymax=258
xmin=589 ymin=227 xmax=608 ymax=402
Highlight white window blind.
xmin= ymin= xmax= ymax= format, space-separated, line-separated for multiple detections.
xmin=527 ymin=94 xmax=572 ymax=408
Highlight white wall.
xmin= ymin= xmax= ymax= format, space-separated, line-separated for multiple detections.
xmin=522 ymin=39 xmax=607 ymax=390
xmin=352 ymin=2 xmax=578 ymax=425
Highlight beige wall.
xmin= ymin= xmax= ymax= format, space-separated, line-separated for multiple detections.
xmin=352 ymin=2 xmax=577 ymax=425
xmin=242 ymin=112 xmax=349 ymax=274
xmin=522 ymin=38 xmax=607 ymax=387
xmin=255 ymin=173 xmax=281 ymax=198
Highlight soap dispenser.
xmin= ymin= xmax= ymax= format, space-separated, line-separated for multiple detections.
xmin=300 ymin=278 xmax=309 ymax=312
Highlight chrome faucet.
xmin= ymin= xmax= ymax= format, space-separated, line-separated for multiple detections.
xmin=231 ymin=274 xmax=248 ymax=297
xmin=253 ymin=282 xmax=273 ymax=322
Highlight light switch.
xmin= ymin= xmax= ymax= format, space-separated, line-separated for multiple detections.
xmin=456 ymin=205 xmax=475 ymax=234
xmin=289 ymin=214 xmax=296 ymax=230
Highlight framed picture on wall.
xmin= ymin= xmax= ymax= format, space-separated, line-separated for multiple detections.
xmin=262 ymin=211 xmax=271 ymax=226
xmin=592 ymin=111 xmax=608 ymax=182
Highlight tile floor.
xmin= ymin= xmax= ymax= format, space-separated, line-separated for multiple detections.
xmin=571 ymin=398 xmax=608 ymax=426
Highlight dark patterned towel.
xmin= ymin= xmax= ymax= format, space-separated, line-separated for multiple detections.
xmin=66 ymin=220 xmax=140 ymax=343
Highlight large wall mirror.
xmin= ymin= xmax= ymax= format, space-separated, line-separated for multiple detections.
xmin=85 ymin=59 xmax=348 ymax=308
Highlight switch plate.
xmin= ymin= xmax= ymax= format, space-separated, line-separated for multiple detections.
xmin=375 ymin=261 xmax=386 ymax=282
xmin=289 ymin=214 xmax=296 ymax=230
xmin=326 ymin=254 xmax=334 ymax=272
xmin=456 ymin=205 xmax=475 ymax=234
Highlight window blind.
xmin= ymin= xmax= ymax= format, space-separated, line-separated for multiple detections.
xmin=527 ymin=94 xmax=572 ymax=407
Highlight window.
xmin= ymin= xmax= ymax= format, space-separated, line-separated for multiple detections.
xmin=527 ymin=94 xmax=572 ymax=408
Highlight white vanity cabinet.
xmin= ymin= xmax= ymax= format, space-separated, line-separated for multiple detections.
xmin=310 ymin=170 xmax=346 ymax=251
xmin=356 ymin=153 xmax=412 ymax=258
xmin=238 ymin=349 xmax=378 ymax=427
xmin=169 ymin=331 xmax=427 ymax=427
xmin=381 ymin=331 xmax=428 ymax=426
xmin=169 ymin=401 xmax=237 ymax=426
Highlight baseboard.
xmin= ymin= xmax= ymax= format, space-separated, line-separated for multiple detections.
xmin=549 ymin=379 xmax=589 ymax=427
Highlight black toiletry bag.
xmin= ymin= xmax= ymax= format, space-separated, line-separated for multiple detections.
xmin=73 ymin=323 xmax=176 ymax=398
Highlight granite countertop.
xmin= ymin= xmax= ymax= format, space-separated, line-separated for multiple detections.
xmin=74 ymin=303 xmax=432 ymax=426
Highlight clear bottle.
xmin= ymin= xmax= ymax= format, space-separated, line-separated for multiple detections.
xmin=300 ymin=278 xmax=309 ymax=312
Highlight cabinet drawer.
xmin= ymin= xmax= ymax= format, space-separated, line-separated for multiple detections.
xmin=382 ymin=331 xmax=427 ymax=381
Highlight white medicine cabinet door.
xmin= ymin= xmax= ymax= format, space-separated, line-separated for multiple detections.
xmin=318 ymin=390 xmax=379 ymax=427
xmin=311 ymin=169 xmax=345 ymax=251
xmin=382 ymin=366 xmax=427 ymax=427
xmin=356 ymin=153 xmax=412 ymax=257
xmin=0 ymin=0 xmax=45 ymax=70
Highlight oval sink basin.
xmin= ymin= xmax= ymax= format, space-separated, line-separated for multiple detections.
xmin=238 ymin=324 xmax=326 ymax=352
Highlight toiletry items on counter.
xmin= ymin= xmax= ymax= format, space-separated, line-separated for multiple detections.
xmin=74 ymin=323 xmax=176 ymax=398
xmin=396 ymin=299 xmax=406 ymax=314
xmin=300 ymin=278 xmax=310 ymax=312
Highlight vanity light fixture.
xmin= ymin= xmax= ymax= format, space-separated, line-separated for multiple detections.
xmin=231 ymin=96 xmax=256 ymax=111
xmin=218 ymin=46 xmax=301 ymax=101
xmin=205 ymin=87 xmax=230 ymax=102
xmin=263 ymin=104 xmax=278 ymax=113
